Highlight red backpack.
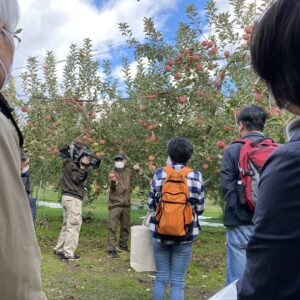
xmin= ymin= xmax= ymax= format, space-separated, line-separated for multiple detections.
xmin=233 ymin=137 xmax=279 ymax=210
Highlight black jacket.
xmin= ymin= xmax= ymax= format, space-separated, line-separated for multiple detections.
xmin=237 ymin=138 xmax=300 ymax=299
xmin=61 ymin=158 xmax=88 ymax=200
xmin=220 ymin=132 xmax=265 ymax=226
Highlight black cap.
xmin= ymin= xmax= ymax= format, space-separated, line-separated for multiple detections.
xmin=114 ymin=152 xmax=127 ymax=161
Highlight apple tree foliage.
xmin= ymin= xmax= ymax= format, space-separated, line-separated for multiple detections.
xmin=10 ymin=0 xmax=289 ymax=207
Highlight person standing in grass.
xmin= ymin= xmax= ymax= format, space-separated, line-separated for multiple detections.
xmin=220 ymin=106 xmax=269 ymax=285
xmin=148 ymin=137 xmax=205 ymax=300
xmin=0 ymin=0 xmax=46 ymax=298
xmin=107 ymin=152 xmax=141 ymax=259
xmin=54 ymin=142 xmax=91 ymax=262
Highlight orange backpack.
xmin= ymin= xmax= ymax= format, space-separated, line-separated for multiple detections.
xmin=155 ymin=166 xmax=194 ymax=239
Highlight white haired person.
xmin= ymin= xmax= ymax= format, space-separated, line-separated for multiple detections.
xmin=0 ymin=1 xmax=46 ymax=299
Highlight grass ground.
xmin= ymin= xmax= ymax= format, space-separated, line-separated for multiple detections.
xmin=36 ymin=191 xmax=226 ymax=300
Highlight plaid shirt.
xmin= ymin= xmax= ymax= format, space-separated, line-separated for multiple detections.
xmin=147 ymin=164 xmax=205 ymax=243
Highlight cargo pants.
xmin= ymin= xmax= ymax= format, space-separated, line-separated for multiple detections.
xmin=54 ymin=195 xmax=82 ymax=258
xmin=107 ymin=206 xmax=130 ymax=251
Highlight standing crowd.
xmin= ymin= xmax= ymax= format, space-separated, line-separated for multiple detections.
xmin=2 ymin=0 xmax=300 ymax=299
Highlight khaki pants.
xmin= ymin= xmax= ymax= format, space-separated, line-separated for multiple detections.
xmin=54 ymin=195 xmax=82 ymax=258
xmin=108 ymin=206 xmax=130 ymax=251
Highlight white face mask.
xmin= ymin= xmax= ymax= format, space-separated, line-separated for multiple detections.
xmin=166 ymin=156 xmax=173 ymax=166
xmin=115 ymin=161 xmax=125 ymax=169
xmin=0 ymin=59 xmax=12 ymax=90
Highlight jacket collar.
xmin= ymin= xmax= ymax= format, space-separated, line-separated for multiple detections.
xmin=243 ymin=131 xmax=265 ymax=139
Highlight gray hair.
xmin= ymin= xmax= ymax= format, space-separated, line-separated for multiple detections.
xmin=0 ymin=0 xmax=19 ymax=32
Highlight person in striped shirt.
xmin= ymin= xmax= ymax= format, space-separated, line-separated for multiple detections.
xmin=148 ymin=137 xmax=205 ymax=300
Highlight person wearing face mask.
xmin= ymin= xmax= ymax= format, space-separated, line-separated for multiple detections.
xmin=0 ymin=0 xmax=46 ymax=299
xmin=220 ymin=106 xmax=269 ymax=286
xmin=236 ymin=1 xmax=300 ymax=299
xmin=107 ymin=152 xmax=141 ymax=259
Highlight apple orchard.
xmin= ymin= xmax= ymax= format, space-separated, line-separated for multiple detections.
xmin=7 ymin=1 xmax=289 ymax=207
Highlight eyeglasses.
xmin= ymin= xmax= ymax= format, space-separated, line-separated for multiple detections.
xmin=1 ymin=27 xmax=21 ymax=51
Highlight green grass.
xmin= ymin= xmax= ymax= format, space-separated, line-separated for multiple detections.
xmin=36 ymin=192 xmax=225 ymax=300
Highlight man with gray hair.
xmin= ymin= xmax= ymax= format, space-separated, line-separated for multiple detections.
xmin=0 ymin=0 xmax=46 ymax=298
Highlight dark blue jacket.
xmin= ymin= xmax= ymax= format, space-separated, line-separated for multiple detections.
xmin=220 ymin=132 xmax=265 ymax=226
xmin=21 ymin=169 xmax=30 ymax=195
xmin=237 ymin=138 xmax=300 ymax=299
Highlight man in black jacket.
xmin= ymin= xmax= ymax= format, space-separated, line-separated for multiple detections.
xmin=54 ymin=149 xmax=90 ymax=261
xmin=220 ymin=106 xmax=268 ymax=285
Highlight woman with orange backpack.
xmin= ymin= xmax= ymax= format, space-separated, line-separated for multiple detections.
xmin=148 ymin=137 xmax=205 ymax=300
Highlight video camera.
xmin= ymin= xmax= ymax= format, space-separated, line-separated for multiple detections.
xmin=59 ymin=142 xmax=101 ymax=169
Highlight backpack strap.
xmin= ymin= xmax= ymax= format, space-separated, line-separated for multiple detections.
xmin=0 ymin=93 xmax=24 ymax=148
xmin=178 ymin=167 xmax=193 ymax=178
xmin=163 ymin=166 xmax=176 ymax=176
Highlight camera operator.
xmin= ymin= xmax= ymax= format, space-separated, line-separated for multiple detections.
xmin=54 ymin=144 xmax=91 ymax=261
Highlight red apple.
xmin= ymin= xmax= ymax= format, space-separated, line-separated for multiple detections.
xmin=173 ymin=73 xmax=181 ymax=80
xmin=149 ymin=134 xmax=157 ymax=142
xmin=196 ymin=64 xmax=203 ymax=72
xmin=255 ymin=91 xmax=263 ymax=100
xmin=108 ymin=173 xmax=116 ymax=182
xmin=243 ymin=34 xmax=250 ymax=41
xmin=216 ymin=140 xmax=226 ymax=149
xmin=192 ymin=54 xmax=201 ymax=62
xmin=165 ymin=65 xmax=172 ymax=72
xmin=21 ymin=106 xmax=30 ymax=113
xmin=207 ymin=41 xmax=214 ymax=48
xmin=167 ymin=59 xmax=174 ymax=65
xmin=178 ymin=95 xmax=186 ymax=104
xmin=88 ymin=111 xmax=96 ymax=120
xmin=244 ymin=25 xmax=253 ymax=34
xmin=100 ymin=139 xmax=106 ymax=145
xmin=201 ymin=40 xmax=208 ymax=47
xmin=202 ymin=164 xmax=209 ymax=170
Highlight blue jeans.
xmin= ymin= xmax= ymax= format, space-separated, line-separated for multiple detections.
xmin=226 ymin=225 xmax=254 ymax=285
xmin=152 ymin=239 xmax=193 ymax=300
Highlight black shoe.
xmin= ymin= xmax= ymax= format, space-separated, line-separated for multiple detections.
xmin=53 ymin=250 xmax=64 ymax=257
xmin=61 ymin=254 xmax=80 ymax=261
xmin=116 ymin=245 xmax=130 ymax=253
xmin=107 ymin=250 xmax=118 ymax=259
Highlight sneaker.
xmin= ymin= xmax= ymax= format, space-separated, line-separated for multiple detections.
xmin=107 ymin=250 xmax=118 ymax=259
xmin=61 ymin=254 xmax=80 ymax=261
xmin=116 ymin=245 xmax=130 ymax=253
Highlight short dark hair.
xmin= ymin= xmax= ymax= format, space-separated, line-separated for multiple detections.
xmin=237 ymin=106 xmax=268 ymax=132
xmin=251 ymin=0 xmax=300 ymax=108
xmin=167 ymin=137 xmax=193 ymax=164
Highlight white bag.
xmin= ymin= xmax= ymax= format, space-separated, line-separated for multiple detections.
xmin=208 ymin=280 xmax=238 ymax=300
xmin=130 ymin=214 xmax=156 ymax=272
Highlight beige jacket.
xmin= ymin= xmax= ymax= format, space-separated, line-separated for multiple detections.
xmin=0 ymin=113 xmax=46 ymax=299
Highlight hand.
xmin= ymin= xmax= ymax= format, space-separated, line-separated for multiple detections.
xmin=133 ymin=164 xmax=140 ymax=172
xmin=108 ymin=173 xmax=117 ymax=182
xmin=80 ymin=156 xmax=90 ymax=169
